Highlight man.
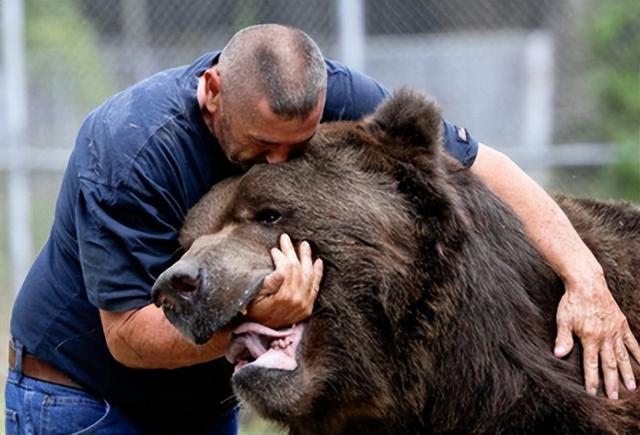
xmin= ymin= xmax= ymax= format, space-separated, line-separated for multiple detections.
xmin=6 ymin=24 xmax=639 ymax=435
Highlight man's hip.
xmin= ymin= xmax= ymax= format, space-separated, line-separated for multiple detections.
xmin=5 ymin=339 xmax=239 ymax=434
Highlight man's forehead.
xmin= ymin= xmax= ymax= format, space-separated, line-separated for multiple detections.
xmin=249 ymin=131 xmax=316 ymax=146
xmin=247 ymin=100 xmax=321 ymax=140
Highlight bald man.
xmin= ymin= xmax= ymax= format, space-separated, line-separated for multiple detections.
xmin=7 ymin=25 xmax=638 ymax=435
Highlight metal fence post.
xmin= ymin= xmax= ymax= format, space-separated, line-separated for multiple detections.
xmin=522 ymin=31 xmax=555 ymax=186
xmin=337 ymin=0 xmax=365 ymax=73
xmin=2 ymin=0 xmax=32 ymax=296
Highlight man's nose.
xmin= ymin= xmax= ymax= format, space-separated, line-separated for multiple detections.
xmin=265 ymin=145 xmax=291 ymax=164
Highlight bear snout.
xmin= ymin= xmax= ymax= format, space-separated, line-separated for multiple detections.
xmin=152 ymin=259 xmax=203 ymax=311
xmin=153 ymin=246 xmax=275 ymax=344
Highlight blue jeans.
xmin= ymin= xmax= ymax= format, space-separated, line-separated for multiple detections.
xmin=5 ymin=341 xmax=238 ymax=435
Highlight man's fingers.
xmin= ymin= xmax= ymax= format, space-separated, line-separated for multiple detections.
xmin=583 ymin=344 xmax=599 ymax=396
xmin=600 ymin=343 xmax=619 ymax=399
xmin=299 ymin=241 xmax=314 ymax=281
xmin=279 ymin=233 xmax=298 ymax=261
xmin=554 ymin=323 xmax=574 ymax=358
xmin=299 ymin=242 xmax=318 ymax=308
xmin=250 ymin=235 xmax=322 ymax=328
xmin=271 ymin=245 xmax=299 ymax=290
xmin=270 ymin=246 xmax=288 ymax=268
xmin=623 ymin=329 xmax=640 ymax=366
xmin=311 ymin=259 xmax=323 ymax=294
xmin=615 ymin=337 xmax=636 ymax=392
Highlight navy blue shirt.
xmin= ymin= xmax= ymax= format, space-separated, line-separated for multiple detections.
xmin=11 ymin=51 xmax=479 ymax=420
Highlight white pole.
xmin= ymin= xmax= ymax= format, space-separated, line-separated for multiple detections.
xmin=522 ymin=31 xmax=554 ymax=186
xmin=338 ymin=0 xmax=365 ymax=73
xmin=122 ymin=0 xmax=151 ymax=80
xmin=2 ymin=0 xmax=32 ymax=296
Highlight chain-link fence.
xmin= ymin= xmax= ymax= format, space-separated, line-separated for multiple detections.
xmin=5 ymin=0 xmax=638 ymax=155
xmin=0 ymin=0 xmax=638 ymax=431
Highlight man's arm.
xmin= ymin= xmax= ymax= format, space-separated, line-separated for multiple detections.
xmin=471 ymin=144 xmax=640 ymax=399
xmin=100 ymin=233 xmax=322 ymax=369
xmin=101 ymin=305 xmax=232 ymax=369
xmin=324 ymin=59 xmax=640 ymax=397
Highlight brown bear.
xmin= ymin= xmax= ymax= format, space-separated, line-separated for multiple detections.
xmin=152 ymin=90 xmax=640 ymax=434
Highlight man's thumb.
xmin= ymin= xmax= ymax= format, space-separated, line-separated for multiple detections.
xmin=261 ymin=270 xmax=284 ymax=294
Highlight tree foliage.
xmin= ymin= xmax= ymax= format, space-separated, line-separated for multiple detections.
xmin=588 ymin=0 xmax=640 ymax=201
xmin=26 ymin=0 xmax=113 ymax=108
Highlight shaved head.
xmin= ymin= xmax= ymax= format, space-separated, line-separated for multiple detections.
xmin=217 ymin=24 xmax=327 ymax=120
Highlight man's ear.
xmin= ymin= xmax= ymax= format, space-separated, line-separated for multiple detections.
xmin=202 ymin=66 xmax=222 ymax=114
xmin=370 ymin=88 xmax=443 ymax=160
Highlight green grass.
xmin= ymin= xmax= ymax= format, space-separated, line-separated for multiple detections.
xmin=239 ymin=410 xmax=285 ymax=435
xmin=550 ymin=164 xmax=640 ymax=203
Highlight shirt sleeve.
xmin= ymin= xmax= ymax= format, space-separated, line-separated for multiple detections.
xmin=323 ymin=58 xmax=479 ymax=167
xmin=441 ymin=121 xmax=479 ymax=169
xmin=76 ymin=167 xmax=185 ymax=312
xmin=322 ymin=58 xmax=390 ymax=122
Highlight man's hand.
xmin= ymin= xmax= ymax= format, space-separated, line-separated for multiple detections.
xmin=471 ymin=144 xmax=640 ymax=400
xmin=554 ymin=269 xmax=640 ymax=399
xmin=247 ymin=233 xmax=323 ymax=328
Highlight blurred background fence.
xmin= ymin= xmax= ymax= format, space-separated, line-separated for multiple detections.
xmin=0 ymin=0 xmax=638 ymax=432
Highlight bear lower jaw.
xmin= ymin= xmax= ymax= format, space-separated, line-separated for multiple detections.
xmin=226 ymin=322 xmax=306 ymax=372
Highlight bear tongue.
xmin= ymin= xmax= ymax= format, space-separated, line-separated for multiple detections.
xmin=226 ymin=322 xmax=305 ymax=372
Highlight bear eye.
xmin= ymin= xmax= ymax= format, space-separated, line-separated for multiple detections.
xmin=255 ymin=208 xmax=282 ymax=225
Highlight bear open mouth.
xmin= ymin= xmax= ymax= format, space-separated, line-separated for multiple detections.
xmin=226 ymin=322 xmax=305 ymax=373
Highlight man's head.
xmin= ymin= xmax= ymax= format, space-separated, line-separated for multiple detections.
xmin=199 ymin=24 xmax=327 ymax=166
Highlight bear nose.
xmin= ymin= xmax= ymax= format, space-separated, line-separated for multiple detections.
xmin=171 ymin=270 xmax=202 ymax=294
xmin=152 ymin=260 xmax=203 ymax=306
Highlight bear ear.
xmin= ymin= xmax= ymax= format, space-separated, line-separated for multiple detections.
xmin=369 ymin=88 xmax=443 ymax=159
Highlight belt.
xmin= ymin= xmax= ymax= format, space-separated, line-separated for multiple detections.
xmin=9 ymin=342 xmax=83 ymax=390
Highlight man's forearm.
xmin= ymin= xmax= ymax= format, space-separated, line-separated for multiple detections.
xmin=470 ymin=144 xmax=640 ymax=398
xmin=100 ymin=304 xmax=232 ymax=369
xmin=470 ymin=144 xmax=602 ymax=286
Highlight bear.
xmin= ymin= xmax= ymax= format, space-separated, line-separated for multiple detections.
xmin=152 ymin=90 xmax=640 ymax=434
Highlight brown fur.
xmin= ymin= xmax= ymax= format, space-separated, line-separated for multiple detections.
xmin=154 ymin=90 xmax=640 ymax=434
